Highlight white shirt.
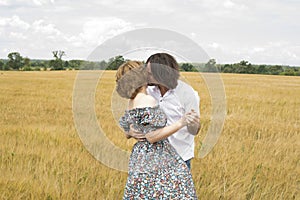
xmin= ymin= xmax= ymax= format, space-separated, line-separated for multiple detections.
xmin=147 ymin=80 xmax=200 ymax=161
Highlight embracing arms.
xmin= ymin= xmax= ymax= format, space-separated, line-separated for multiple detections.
xmin=145 ymin=117 xmax=187 ymax=144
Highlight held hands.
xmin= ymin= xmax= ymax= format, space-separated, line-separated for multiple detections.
xmin=186 ymin=109 xmax=200 ymax=125
xmin=180 ymin=109 xmax=200 ymax=135
xmin=180 ymin=109 xmax=199 ymax=126
xmin=126 ymin=124 xmax=146 ymax=141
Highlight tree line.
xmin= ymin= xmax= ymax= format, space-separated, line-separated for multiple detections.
xmin=0 ymin=52 xmax=299 ymax=76
xmin=180 ymin=59 xmax=300 ymax=76
xmin=0 ymin=52 xmax=123 ymax=71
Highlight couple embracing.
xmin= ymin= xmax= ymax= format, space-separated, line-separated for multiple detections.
xmin=116 ymin=53 xmax=200 ymax=199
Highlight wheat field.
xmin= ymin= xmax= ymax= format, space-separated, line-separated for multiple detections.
xmin=0 ymin=71 xmax=299 ymax=199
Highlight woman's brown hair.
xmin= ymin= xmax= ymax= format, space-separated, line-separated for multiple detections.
xmin=115 ymin=61 xmax=147 ymax=99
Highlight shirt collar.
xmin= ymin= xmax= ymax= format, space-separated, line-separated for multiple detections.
xmin=152 ymin=85 xmax=175 ymax=96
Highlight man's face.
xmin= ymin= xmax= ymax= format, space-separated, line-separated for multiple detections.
xmin=146 ymin=63 xmax=158 ymax=86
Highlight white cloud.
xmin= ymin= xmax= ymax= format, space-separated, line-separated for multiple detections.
xmin=204 ymin=41 xmax=300 ymax=65
xmin=223 ymin=0 xmax=235 ymax=8
xmin=0 ymin=0 xmax=55 ymax=7
xmin=82 ymin=17 xmax=132 ymax=40
xmin=0 ymin=0 xmax=299 ymax=65
xmin=32 ymin=20 xmax=61 ymax=35
xmin=209 ymin=42 xmax=220 ymax=49
xmin=9 ymin=32 xmax=27 ymax=39
xmin=0 ymin=0 xmax=9 ymax=6
xmin=0 ymin=15 xmax=30 ymax=30
xmin=223 ymin=0 xmax=246 ymax=10
xmin=69 ymin=17 xmax=134 ymax=47
xmin=32 ymin=0 xmax=55 ymax=6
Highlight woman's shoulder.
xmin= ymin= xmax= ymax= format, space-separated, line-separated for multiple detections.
xmin=130 ymin=94 xmax=158 ymax=110
xmin=143 ymin=94 xmax=157 ymax=104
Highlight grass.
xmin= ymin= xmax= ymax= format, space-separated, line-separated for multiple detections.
xmin=0 ymin=71 xmax=299 ymax=199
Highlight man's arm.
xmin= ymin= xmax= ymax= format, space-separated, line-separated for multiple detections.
xmin=176 ymin=81 xmax=201 ymax=135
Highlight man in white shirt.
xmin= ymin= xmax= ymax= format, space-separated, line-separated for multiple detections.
xmin=127 ymin=53 xmax=200 ymax=169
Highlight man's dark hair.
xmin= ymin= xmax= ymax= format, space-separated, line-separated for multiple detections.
xmin=146 ymin=53 xmax=179 ymax=89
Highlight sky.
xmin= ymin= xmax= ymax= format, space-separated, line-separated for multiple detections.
xmin=0 ymin=0 xmax=299 ymax=65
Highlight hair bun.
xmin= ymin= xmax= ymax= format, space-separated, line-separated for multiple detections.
xmin=116 ymin=67 xmax=148 ymax=99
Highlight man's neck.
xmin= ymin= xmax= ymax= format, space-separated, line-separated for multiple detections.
xmin=158 ymin=85 xmax=169 ymax=97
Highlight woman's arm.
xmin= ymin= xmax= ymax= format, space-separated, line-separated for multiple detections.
xmin=145 ymin=117 xmax=187 ymax=144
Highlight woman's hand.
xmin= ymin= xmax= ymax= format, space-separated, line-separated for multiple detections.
xmin=127 ymin=124 xmax=147 ymax=141
xmin=178 ymin=114 xmax=189 ymax=127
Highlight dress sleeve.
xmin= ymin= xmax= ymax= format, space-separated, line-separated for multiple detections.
xmin=119 ymin=112 xmax=131 ymax=132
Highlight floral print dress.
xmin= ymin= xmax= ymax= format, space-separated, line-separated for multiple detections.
xmin=119 ymin=106 xmax=198 ymax=199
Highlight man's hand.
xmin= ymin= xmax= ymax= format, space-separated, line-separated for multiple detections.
xmin=185 ymin=109 xmax=200 ymax=135
xmin=127 ymin=124 xmax=146 ymax=141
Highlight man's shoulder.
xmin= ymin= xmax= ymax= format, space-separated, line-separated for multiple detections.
xmin=175 ymin=80 xmax=200 ymax=103
xmin=176 ymin=80 xmax=196 ymax=93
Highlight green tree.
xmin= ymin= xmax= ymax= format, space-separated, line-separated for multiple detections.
xmin=0 ymin=60 xmax=4 ymax=70
xmin=181 ymin=63 xmax=196 ymax=71
xmin=80 ymin=61 xmax=96 ymax=70
xmin=7 ymin=52 xmax=24 ymax=70
xmin=282 ymin=68 xmax=296 ymax=76
xmin=257 ymin=65 xmax=267 ymax=74
xmin=99 ymin=60 xmax=107 ymax=70
xmin=49 ymin=50 xmax=66 ymax=70
xmin=222 ymin=64 xmax=234 ymax=73
xmin=24 ymin=57 xmax=30 ymax=66
xmin=69 ymin=60 xmax=83 ymax=70
xmin=236 ymin=60 xmax=256 ymax=74
xmin=64 ymin=60 xmax=69 ymax=69
xmin=22 ymin=57 xmax=32 ymax=71
xmin=203 ymin=59 xmax=218 ymax=72
xmin=107 ymin=55 xmax=125 ymax=70
xmin=269 ymin=65 xmax=283 ymax=75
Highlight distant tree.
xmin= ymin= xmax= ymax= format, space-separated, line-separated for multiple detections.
xmin=236 ymin=60 xmax=256 ymax=74
xmin=239 ymin=60 xmax=249 ymax=66
xmin=222 ymin=64 xmax=234 ymax=73
xmin=7 ymin=52 xmax=24 ymax=70
xmin=269 ymin=65 xmax=283 ymax=75
xmin=24 ymin=57 xmax=30 ymax=66
xmin=52 ymin=50 xmax=65 ymax=60
xmin=281 ymin=68 xmax=295 ymax=76
xmin=181 ymin=63 xmax=196 ymax=71
xmin=69 ymin=60 xmax=83 ymax=70
xmin=22 ymin=57 xmax=32 ymax=71
xmin=99 ymin=60 xmax=107 ymax=70
xmin=107 ymin=55 xmax=125 ymax=70
xmin=81 ymin=61 xmax=96 ymax=70
xmin=49 ymin=50 xmax=66 ymax=70
xmin=49 ymin=59 xmax=63 ymax=70
xmin=203 ymin=59 xmax=218 ymax=72
xmin=64 ymin=60 xmax=69 ymax=69
xmin=257 ymin=65 xmax=267 ymax=74
xmin=0 ymin=60 xmax=4 ymax=70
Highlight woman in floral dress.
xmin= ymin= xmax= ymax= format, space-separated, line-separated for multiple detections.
xmin=116 ymin=61 xmax=198 ymax=199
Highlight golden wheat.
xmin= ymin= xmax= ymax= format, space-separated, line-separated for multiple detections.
xmin=0 ymin=71 xmax=299 ymax=199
